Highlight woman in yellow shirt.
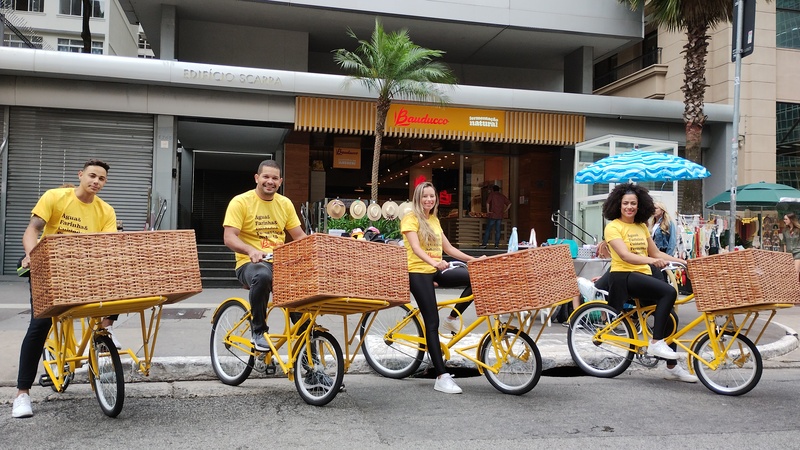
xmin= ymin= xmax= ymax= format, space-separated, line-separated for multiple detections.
xmin=401 ymin=181 xmax=479 ymax=394
xmin=603 ymin=183 xmax=695 ymax=383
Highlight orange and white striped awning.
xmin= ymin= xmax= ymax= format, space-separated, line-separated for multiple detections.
xmin=295 ymin=96 xmax=584 ymax=145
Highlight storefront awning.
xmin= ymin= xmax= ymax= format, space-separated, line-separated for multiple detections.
xmin=295 ymin=97 xmax=584 ymax=145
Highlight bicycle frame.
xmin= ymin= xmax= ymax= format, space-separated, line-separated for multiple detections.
xmin=363 ymin=294 xmax=534 ymax=375
xmin=213 ymin=296 xmax=391 ymax=378
xmin=41 ymin=296 xmax=168 ymax=391
xmin=579 ymin=295 xmax=793 ymax=372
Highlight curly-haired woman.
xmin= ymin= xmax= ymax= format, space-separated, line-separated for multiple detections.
xmin=602 ymin=183 xmax=695 ymax=383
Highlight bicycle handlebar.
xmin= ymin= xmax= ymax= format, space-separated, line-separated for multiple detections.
xmin=442 ymin=261 xmax=467 ymax=273
xmin=660 ymin=261 xmax=686 ymax=271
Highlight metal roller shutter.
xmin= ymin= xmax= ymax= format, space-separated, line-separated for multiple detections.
xmin=3 ymin=107 xmax=154 ymax=274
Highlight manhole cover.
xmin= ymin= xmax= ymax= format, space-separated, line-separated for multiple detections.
xmin=161 ymin=308 xmax=207 ymax=320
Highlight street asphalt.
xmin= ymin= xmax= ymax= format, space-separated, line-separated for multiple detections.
xmin=1 ymin=275 xmax=799 ymax=405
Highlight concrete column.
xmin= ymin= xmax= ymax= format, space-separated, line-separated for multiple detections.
xmin=160 ymin=4 xmax=177 ymax=60
xmin=564 ymin=46 xmax=594 ymax=94
xmin=153 ymin=114 xmax=178 ymax=229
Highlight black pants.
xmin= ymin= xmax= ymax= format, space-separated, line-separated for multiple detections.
xmin=408 ymin=267 xmax=472 ymax=376
xmin=17 ymin=281 xmax=51 ymax=390
xmin=236 ymin=262 xmax=302 ymax=335
xmin=607 ymin=269 xmax=679 ymax=364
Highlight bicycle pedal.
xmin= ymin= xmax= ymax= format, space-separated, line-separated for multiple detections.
xmin=265 ymin=362 xmax=277 ymax=375
xmin=39 ymin=374 xmax=53 ymax=387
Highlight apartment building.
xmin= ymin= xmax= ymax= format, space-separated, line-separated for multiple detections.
xmin=595 ymin=1 xmax=800 ymax=191
xmin=0 ymin=1 xmax=736 ymax=275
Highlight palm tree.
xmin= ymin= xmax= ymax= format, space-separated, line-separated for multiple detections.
xmin=333 ymin=19 xmax=456 ymax=201
xmin=620 ymin=0 xmax=736 ymax=213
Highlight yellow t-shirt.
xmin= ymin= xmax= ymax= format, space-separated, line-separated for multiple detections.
xmin=401 ymin=213 xmax=443 ymax=274
xmin=604 ymin=219 xmax=652 ymax=275
xmin=223 ymin=190 xmax=301 ymax=269
xmin=32 ymin=187 xmax=117 ymax=237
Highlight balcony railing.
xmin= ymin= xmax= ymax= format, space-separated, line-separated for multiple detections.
xmin=594 ymin=48 xmax=662 ymax=90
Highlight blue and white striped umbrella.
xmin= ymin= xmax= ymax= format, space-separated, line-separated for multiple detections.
xmin=575 ymin=150 xmax=710 ymax=184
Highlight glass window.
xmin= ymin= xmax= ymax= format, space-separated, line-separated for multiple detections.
xmin=3 ymin=33 xmax=43 ymax=48
xmin=2 ymin=0 xmax=44 ymax=12
xmin=57 ymin=38 xmax=103 ymax=54
xmin=59 ymin=0 xmax=104 ymax=18
xmin=777 ymin=0 xmax=800 ymax=49
xmin=777 ymin=102 xmax=800 ymax=189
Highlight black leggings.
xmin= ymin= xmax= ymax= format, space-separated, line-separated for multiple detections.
xmin=408 ymin=267 xmax=472 ymax=376
xmin=608 ymin=269 xmax=678 ymax=364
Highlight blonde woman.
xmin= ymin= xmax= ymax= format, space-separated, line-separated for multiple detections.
xmin=782 ymin=213 xmax=800 ymax=276
xmin=401 ymin=181 xmax=479 ymax=394
xmin=650 ymin=202 xmax=676 ymax=257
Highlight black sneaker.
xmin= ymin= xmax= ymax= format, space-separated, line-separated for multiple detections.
xmin=479 ymin=245 xmax=487 ymax=249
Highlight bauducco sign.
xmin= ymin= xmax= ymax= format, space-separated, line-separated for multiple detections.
xmin=387 ymin=104 xmax=504 ymax=134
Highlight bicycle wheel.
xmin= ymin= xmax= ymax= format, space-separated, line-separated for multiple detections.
xmin=210 ymin=299 xmax=255 ymax=386
xmin=568 ymin=303 xmax=634 ymax=378
xmin=294 ymin=331 xmax=344 ymax=406
xmin=89 ymin=334 xmax=124 ymax=418
xmin=359 ymin=304 xmax=425 ymax=379
xmin=478 ymin=329 xmax=541 ymax=395
xmin=692 ymin=331 xmax=762 ymax=396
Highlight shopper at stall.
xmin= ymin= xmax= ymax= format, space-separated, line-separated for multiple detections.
xmin=402 ymin=181 xmax=479 ymax=394
xmin=782 ymin=213 xmax=800 ymax=277
xmin=480 ymin=184 xmax=510 ymax=249
xmin=13 ymin=159 xmax=118 ymax=419
xmin=651 ymin=201 xmax=677 ymax=257
xmin=602 ymin=183 xmax=696 ymax=383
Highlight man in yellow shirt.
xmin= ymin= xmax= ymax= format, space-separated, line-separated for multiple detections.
xmin=223 ymin=160 xmax=306 ymax=351
xmin=13 ymin=159 xmax=117 ymax=419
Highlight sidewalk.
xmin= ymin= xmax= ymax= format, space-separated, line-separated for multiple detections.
xmin=1 ymin=276 xmax=798 ymax=389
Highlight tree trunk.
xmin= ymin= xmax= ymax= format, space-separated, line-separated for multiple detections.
xmin=81 ymin=0 xmax=92 ymax=53
xmin=372 ymin=98 xmax=391 ymax=202
xmin=680 ymin=23 xmax=710 ymax=215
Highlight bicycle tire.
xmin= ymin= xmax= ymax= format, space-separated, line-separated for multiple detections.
xmin=210 ymin=299 xmax=255 ymax=386
xmin=692 ymin=331 xmax=762 ymax=396
xmin=359 ymin=304 xmax=425 ymax=379
xmin=89 ymin=334 xmax=125 ymax=418
xmin=294 ymin=330 xmax=344 ymax=406
xmin=567 ymin=303 xmax=634 ymax=378
xmin=478 ymin=329 xmax=541 ymax=395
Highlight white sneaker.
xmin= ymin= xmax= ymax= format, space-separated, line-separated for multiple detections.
xmin=664 ymin=364 xmax=698 ymax=383
xmin=12 ymin=393 xmax=33 ymax=418
xmin=434 ymin=373 xmax=463 ymax=394
xmin=647 ymin=340 xmax=678 ymax=360
xmin=441 ymin=317 xmax=459 ymax=334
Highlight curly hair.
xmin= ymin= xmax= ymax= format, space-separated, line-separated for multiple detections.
xmin=602 ymin=183 xmax=654 ymax=224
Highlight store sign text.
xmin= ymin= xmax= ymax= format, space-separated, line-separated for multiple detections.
xmin=183 ymin=69 xmax=282 ymax=86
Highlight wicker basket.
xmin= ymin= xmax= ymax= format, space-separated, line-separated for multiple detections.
xmin=687 ymin=248 xmax=800 ymax=312
xmin=468 ymin=245 xmax=579 ymax=316
xmin=272 ymin=234 xmax=410 ymax=309
xmin=30 ymin=230 xmax=203 ymax=318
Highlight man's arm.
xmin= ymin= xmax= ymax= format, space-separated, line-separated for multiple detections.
xmin=223 ymin=226 xmax=267 ymax=263
xmin=20 ymin=216 xmax=46 ymax=268
xmin=286 ymin=225 xmax=307 ymax=241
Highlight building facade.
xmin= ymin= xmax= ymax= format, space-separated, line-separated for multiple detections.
xmin=0 ymin=0 xmax=736 ymax=276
